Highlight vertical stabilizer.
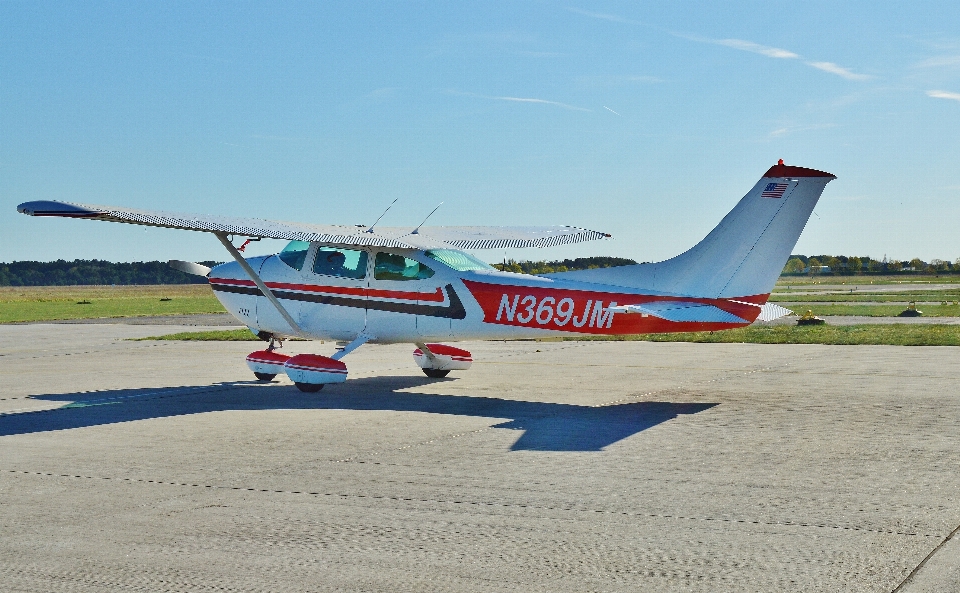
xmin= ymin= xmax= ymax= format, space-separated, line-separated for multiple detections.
xmin=546 ymin=162 xmax=835 ymax=298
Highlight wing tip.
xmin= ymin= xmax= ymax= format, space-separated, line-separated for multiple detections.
xmin=17 ymin=200 xmax=102 ymax=218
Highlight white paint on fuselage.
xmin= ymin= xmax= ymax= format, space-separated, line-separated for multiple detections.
xmin=209 ymin=246 xmax=681 ymax=344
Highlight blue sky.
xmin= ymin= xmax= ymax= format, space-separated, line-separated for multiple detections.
xmin=3 ymin=1 xmax=960 ymax=264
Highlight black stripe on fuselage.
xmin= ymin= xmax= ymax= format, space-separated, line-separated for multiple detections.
xmin=212 ymin=283 xmax=467 ymax=320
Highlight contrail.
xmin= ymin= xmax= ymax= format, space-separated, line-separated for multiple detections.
xmin=603 ymin=106 xmax=622 ymax=116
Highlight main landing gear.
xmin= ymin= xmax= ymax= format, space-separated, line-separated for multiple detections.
xmin=413 ymin=343 xmax=472 ymax=378
xmin=245 ymin=335 xmax=362 ymax=392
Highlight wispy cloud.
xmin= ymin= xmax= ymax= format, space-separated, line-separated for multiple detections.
xmin=671 ymin=32 xmax=872 ymax=80
xmin=565 ymin=7 xmax=641 ymax=26
xmin=928 ymin=89 xmax=960 ymax=101
xmin=711 ymin=38 xmax=799 ymax=59
xmin=497 ymin=96 xmax=592 ymax=111
xmin=574 ymin=74 xmax=663 ymax=87
xmin=517 ymin=50 xmax=565 ymax=58
xmin=768 ymin=123 xmax=836 ymax=137
xmin=368 ymin=87 xmax=399 ymax=97
xmin=446 ymin=90 xmax=591 ymax=111
xmin=567 ymin=8 xmax=872 ymax=82
xmin=179 ymin=52 xmax=232 ymax=64
xmin=914 ymin=55 xmax=960 ymax=68
xmin=806 ymin=61 xmax=872 ymax=81
xmin=251 ymin=134 xmax=309 ymax=141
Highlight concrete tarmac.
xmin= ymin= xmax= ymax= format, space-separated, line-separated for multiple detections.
xmin=2 ymin=323 xmax=960 ymax=592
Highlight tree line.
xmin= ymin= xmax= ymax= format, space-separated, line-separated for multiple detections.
xmin=492 ymin=256 xmax=637 ymax=275
xmin=782 ymin=255 xmax=960 ymax=275
xmin=4 ymin=254 xmax=953 ymax=286
xmin=0 ymin=260 xmax=222 ymax=286
xmin=2 ymin=257 xmax=632 ymax=286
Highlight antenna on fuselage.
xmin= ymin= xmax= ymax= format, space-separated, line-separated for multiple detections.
xmin=411 ymin=202 xmax=443 ymax=235
xmin=365 ymin=198 xmax=399 ymax=233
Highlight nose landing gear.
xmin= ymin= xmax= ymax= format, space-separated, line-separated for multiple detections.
xmin=246 ymin=337 xmax=291 ymax=382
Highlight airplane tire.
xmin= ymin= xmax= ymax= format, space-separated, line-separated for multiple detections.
xmin=295 ymin=382 xmax=324 ymax=393
xmin=422 ymin=369 xmax=450 ymax=378
xmin=254 ymin=372 xmax=277 ymax=381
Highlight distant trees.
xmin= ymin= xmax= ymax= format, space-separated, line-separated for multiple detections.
xmin=493 ymin=256 xmax=636 ymax=275
xmin=780 ymin=254 xmax=960 ymax=276
xmin=0 ymin=260 xmax=222 ymax=286
xmin=783 ymin=258 xmax=805 ymax=274
xmin=7 ymin=253 xmax=960 ymax=286
xmin=931 ymin=259 xmax=950 ymax=272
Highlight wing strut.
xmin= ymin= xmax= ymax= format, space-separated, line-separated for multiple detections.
xmin=332 ymin=334 xmax=372 ymax=360
xmin=214 ymin=232 xmax=303 ymax=336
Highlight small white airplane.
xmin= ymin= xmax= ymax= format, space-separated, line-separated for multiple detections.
xmin=18 ymin=161 xmax=833 ymax=391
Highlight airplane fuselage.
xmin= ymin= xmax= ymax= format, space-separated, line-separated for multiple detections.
xmin=210 ymin=244 xmax=765 ymax=343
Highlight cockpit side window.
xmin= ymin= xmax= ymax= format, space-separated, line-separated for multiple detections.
xmin=278 ymin=240 xmax=310 ymax=271
xmin=312 ymin=248 xmax=368 ymax=279
xmin=374 ymin=252 xmax=435 ymax=281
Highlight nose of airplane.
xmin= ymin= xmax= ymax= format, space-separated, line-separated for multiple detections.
xmin=211 ymin=254 xmax=273 ymax=281
xmin=210 ymin=259 xmax=244 ymax=280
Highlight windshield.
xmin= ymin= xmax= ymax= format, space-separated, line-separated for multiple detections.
xmin=278 ymin=240 xmax=310 ymax=270
xmin=424 ymin=249 xmax=495 ymax=272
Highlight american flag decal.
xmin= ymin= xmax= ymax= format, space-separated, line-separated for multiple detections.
xmin=761 ymin=182 xmax=789 ymax=198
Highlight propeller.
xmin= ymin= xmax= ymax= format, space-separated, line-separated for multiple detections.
xmin=169 ymin=260 xmax=212 ymax=277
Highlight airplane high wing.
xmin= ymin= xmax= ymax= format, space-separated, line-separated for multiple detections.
xmin=17 ymin=161 xmax=834 ymax=393
xmin=16 ymin=200 xmax=609 ymax=250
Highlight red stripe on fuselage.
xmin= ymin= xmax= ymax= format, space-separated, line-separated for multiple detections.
xmin=461 ymin=279 xmax=767 ymax=335
xmin=209 ymin=277 xmax=444 ymax=302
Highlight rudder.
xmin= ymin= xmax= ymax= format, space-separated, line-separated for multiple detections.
xmin=546 ymin=162 xmax=835 ymax=299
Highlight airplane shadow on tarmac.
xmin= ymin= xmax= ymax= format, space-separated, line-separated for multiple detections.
xmin=4 ymin=377 xmax=717 ymax=451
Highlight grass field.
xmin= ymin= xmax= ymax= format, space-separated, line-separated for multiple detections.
xmin=570 ymin=324 xmax=960 ymax=346
xmin=0 ymin=285 xmax=225 ymax=323
xmin=136 ymin=329 xmax=261 ymax=341
xmin=778 ymin=303 xmax=960 ymax=317
xmin=775 ymin=275 xmax=960 ymax=286
xmin=769 ymin=292 xmax=960 ymax=303
xmin=6 ymin=277 xmax=960 ymax=324
xmin=137 ymin=324 xmax=960 ymax=346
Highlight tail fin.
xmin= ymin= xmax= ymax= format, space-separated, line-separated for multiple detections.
xmin=548 ymin=162 xmax=835 ymax=299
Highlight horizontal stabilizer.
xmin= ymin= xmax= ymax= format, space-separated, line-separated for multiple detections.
xmin=17 ymin=200 xmax=609 ymax=250
xmin=756 ymin=303 xmax=794 ymax=322
xmin=608 ymin=301 xmax=748 ymax=323
xmin=726 ymin=300 xmax=794 ymax=322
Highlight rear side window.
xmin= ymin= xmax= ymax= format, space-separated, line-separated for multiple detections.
xmin=374 ymin=252 xmax=435 ymax=281
xmin=312 ymin=248 xmax=368 ymax=279
xmin=425 ymin=249 xmax=495 ymax=272
xmin=278 ymin=241 xmax=310 ymax=270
